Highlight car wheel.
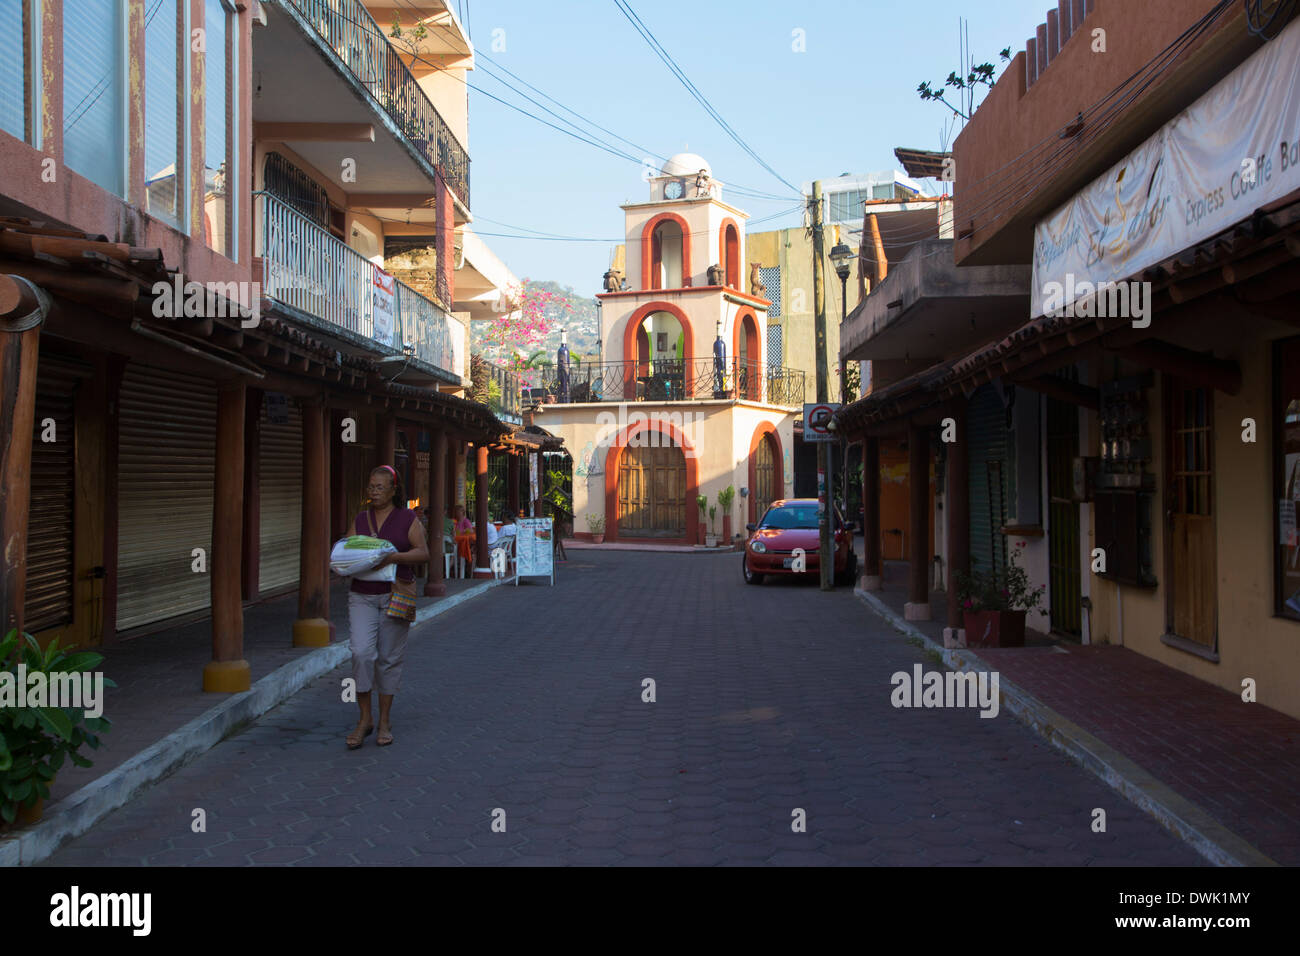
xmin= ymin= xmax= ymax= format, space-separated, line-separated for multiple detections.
xmin=743 ymin=555 xmax=764 ymax=585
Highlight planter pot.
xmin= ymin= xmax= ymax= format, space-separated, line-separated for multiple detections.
xmin=962 ymin=610 xmax=1026 ymax=648
xmin=591 ymin=533 xmax=604 ymax=544
xmin=705 ymin=534 xmax=719 ymax=548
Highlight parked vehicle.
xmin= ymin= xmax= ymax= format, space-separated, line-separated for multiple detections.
xmin=742 ymin=498 xmax=858 ymax=586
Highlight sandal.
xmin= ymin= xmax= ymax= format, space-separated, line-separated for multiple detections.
xmin=346 ymin=724 xmax=374 ymax=750
xmin=376 ymin=727 xmax=394 ymax=747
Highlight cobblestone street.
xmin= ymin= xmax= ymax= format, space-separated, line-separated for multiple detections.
xmin=44 ymin=551 xmax=1201 ymax=866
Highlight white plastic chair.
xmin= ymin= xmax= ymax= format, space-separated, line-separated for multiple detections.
xmin=444 ymin=534 xmax=464 ymax=580
xmin=490 ymin=535 xmax=516 ymax=579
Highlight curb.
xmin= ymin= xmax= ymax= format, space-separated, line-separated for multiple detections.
xmin=1 ymin=576 xmax=507 ymax=867
xmin=854 ymin=587 xmax=1278 ymax=868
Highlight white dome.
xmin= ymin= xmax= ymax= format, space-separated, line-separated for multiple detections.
xmin=661 ymin=152 xmax=711 ymax=177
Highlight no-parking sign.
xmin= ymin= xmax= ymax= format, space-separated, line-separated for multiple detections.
xmin=803 ymin=403 xmax=841 ymax=442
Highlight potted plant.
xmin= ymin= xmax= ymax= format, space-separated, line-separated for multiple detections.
xmin=706 ymin=506 xmax=718 ymax=548
xmin=585 ymin=513 xmax=605 ymax=544
xmin=953 ymin=557 xmax=1047 ymax=648
xmin=717 ymin=485 xmax=735 ymax=548
xmin=696 ymin=495 xmax=708 ymax=546
xmin=1 ymin=629 xmax=113 ymax=829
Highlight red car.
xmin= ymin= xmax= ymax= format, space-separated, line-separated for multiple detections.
xmin=743 ymin=498 xmax=858 ymax=586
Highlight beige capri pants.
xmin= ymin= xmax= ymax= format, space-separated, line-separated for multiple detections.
xmin=348 ymin=591 xmax=412 ymax=695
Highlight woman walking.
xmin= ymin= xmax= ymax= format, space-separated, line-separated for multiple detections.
xmin=346 ymin=465 xmax=429 ymax=749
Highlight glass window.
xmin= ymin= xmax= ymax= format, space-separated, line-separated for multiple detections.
xmin=1276 ymin=337 xmax=1300 ymax=621
xmin=0 ymin=0 xmax=27 ymax=141
xmin=144 ymin=0 xmax=181 ymax=226
xmin=64 ymin=0 xmax=125 ymax=195
xmin=203 ymin=0 xmax=232 ymax=257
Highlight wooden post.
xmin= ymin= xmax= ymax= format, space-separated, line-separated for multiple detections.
xmin=330 ymin=409 xmax=346 ymax=541
xmin=425 ymin=427 xmax=447 ymax=596
xmin=904 ymin=423 xmax=931 ymax=621
xmin=293 ymin=400 xmax=330 ymax=646
xmin=507 ymin=449 xmax=520 ymax=515
xmin=205 ymin=382 xmax=251 ymax=692
xmin=377 ymin=412 xmax=396 ymax=468
xmin=0 ymin=276 xmax=48 ymax=639
xmin=861 ymin=436 xmax=882 ymax=589
xmin=945 ymin=403 xmax=970 ymax=640
xmin=473 ymin=442 xmax=491 ymax=578
xmin=241 ymin=387 xmax=262 ymax=600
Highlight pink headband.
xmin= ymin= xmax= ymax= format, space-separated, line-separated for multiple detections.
xmin=378 ymin=465 xmax=397 ymax=478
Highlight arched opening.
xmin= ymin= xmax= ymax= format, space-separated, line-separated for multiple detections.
xmin=604 ymin=418 xmax=700 ymax=544
xmin=748 ymin=424 xmax=784 ymax=524
xmin=721 ymin=220 xmax=740 ymax=289
xmin=622 ymin=302 xmax=695 ymax=400
xmin=641 ymin=213 xmax=692 ymax=290
xmin=733 ymin=310 xmax=761 ymax=401
xmin=651 ymin=219 xmax=683 ymax=289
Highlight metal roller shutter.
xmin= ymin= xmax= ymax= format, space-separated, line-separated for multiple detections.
xmin=24 ymin=358 xmax=86 ymax=633
xmin=258 ymin=397 xmax=302 ymax=593
xmin=968 ymin=384 xmax=1009 ymax=577
xmin=116 ymin=365 xmax=217 ymax=632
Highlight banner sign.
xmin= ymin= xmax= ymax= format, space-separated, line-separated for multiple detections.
xmin=515 ymin=517 xmax=554 ymax=585
xmin=1032 ymin=15 xmax=1300 ymax=318
xmin=372 ymin=266 xmax=396 ymax=345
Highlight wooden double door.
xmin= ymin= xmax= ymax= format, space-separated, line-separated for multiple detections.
xmin=617 ymin=444 xmax=686 ymax=537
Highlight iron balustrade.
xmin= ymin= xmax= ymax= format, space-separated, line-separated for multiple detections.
xmin=281 ymin=0 xmax=471 ymax=208
xmin=471 ymin=354 xmax=523 ymax=423
xmin=522 ymin=359 xmax=806 ymax=407
xmin=255 ymin=191 xmax=466 ymax=381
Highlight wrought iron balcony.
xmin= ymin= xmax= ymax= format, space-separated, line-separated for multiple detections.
xmin=521 ymin=359 xmax=806 ymax=408
xmin=254 ymin=191 xmax=465 ymax=381
xmin=470 ymin=354 xmax=523 ymax=424
xmin=280 ymin=0 xmax=470 ymax=208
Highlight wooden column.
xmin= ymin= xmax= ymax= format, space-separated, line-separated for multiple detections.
xmin=424 ymin=427 xmax=447 ymax=596
xmin=293 ymin=400 xmax=330 ymax=646
xmin=473 ymin=442 xmax=491 ymax=578
xmin=945 ymin=403 xmax=970 ymax=638
xmin=861 ymin=437 xmax=882 ymax=589
xmin=103 ymin=355 xmax=126 ymax=645
xmin=0 ymin=276 xmax=46 ymax=639
xmin=507 ymin=449 xmax=520 ymax=515
xmin=240 ymin=387 xmax=262 ymax=600
xmin=329 ymin=409 xmax=346 ymax=541
xmin=205 ymin=382 xmax=251 ymax=692
xmin=377 ymin=412 xmax=396 ymax=469
xmin=904 ymin=423 xmax=931 ymax=621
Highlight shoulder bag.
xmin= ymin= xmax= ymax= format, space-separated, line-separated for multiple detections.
xmin=368 ymin=510 xmax=417 ymax=623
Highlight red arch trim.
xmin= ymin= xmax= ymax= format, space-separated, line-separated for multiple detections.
xmin=719 ymin=218 xmax=740 ymax=289
xmin=747 ymin=422 xmax=785 ymax=524
xmin=603 ymin=417 xmax=700 ymax=545
xmin=621 ymin=301 xmax=696 ymax=400
xmin=640 ymin=212 xmax=693 ymax=290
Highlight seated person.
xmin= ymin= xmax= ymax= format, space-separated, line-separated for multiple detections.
xmin=486 ymin=520 xmax=500 ymax=548
xmin=497 ymin=511 xmax=518 ymax=538
xmin=443 ymin=509 xmax=455 ymax=539
xmin=452 ymin=504 xmax=473 ymax=534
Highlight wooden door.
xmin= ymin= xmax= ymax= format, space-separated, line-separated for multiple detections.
xmin=1166 ymin=379 xmax=1217 ymax=649
xmin=618 ymin=444 xmax=685 ymax=536
xmin=754 ymin=435 xmax=776 ymax=520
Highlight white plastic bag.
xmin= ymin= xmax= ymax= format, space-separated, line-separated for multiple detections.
xmin=330 ymin=535 xmax=397 ymax=578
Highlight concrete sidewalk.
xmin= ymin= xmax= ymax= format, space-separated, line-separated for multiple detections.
xmin=855 ymin=560 xmax=1297 ymax=866
xmin=0 ymin=572 xmax=509 ymax=865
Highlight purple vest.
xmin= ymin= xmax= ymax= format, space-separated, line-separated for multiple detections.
xmin=350 ymin=507 xmax=416 ymax=594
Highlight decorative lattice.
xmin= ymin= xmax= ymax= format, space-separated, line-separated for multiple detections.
xmin=759 ymin=266 xmax=781 ymax=316
xmin=766 ymin=324 xmax=783 ymax=368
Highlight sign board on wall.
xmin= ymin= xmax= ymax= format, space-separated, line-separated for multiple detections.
xmin=1032 ymin=15 xmax=1300 ymax=318
xmin=803 ymin=403 xmax=841 ymax=443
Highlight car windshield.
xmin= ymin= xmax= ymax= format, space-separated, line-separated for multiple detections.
xmin=759 ymin=505 xmax=820 ymax=529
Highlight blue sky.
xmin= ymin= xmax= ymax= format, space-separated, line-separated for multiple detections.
xmin=460 ymin=0 xmax=1056 ymax=294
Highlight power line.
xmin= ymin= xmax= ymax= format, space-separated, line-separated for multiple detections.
xmin=611 ymin=0 xmax=802 ymax=198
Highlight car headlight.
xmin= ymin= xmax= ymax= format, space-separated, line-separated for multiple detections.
xmin=750 ymin=540 xmax=767 ymax=553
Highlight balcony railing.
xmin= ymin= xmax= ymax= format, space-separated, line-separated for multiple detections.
xmin=470 ymin=354 xmax=522 ymax=424
xmin=254 ymin=191 xmax=465 ymax=381
xmin=521 ymin=359 xmax=806 ymax=408
xmin=282 ymin=0 xmax=470 ymax=208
